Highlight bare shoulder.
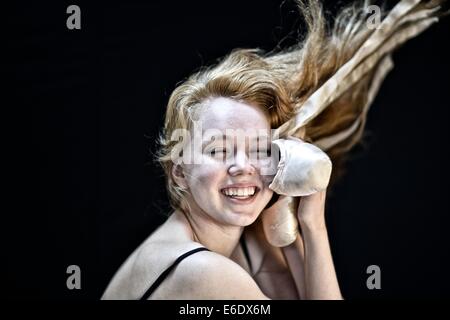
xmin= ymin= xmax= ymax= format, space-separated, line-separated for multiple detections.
xmin=103 ymin=213 xmax=269 ymax=300
xmin=151 ymin=249 xmax=270 ymax=300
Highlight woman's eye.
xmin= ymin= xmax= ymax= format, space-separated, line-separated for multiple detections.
xmin=251 ymin=149 xmax=271 ymax=159
xmin=209 ymin=148 xmax=228 ymax=155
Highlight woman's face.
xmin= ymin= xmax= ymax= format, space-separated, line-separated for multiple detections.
xmin=181 ymin=97 xmax=274 ymax=227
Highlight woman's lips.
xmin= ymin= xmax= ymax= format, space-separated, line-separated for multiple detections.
xmin=220 ymin=188 xmax=260 ymax=205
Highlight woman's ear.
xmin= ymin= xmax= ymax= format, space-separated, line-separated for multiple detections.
xmin=171 ymin=164 xmax=188 ymax=189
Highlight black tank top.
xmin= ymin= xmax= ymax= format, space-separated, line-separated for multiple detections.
xmin=139 ymin=235 xmax=252 ymax=300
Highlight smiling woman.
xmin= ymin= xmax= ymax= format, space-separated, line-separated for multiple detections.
xmin=101 ymin=0 xmax=447 ymax=300
xmin=173 ymin=97 xmax=275 ymax=228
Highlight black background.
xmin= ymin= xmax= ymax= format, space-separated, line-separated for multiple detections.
xmin=9 ymin=0 xmax=450 ymax=300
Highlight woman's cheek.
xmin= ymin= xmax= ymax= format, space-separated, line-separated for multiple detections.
xmin=188 ymin=161 xmax=224 ymax=188
xmin=260 ymin=171 xmax=275 ymax=188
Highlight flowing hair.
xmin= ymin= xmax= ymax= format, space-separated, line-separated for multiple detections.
xmin=155 ymin=0 xmax=447 ymax=215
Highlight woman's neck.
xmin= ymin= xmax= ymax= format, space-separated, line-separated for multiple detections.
xmin=174 ymin=209 xmax=243 ymax=258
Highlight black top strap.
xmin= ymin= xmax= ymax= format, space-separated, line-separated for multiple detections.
xmin=139 ymin=235 xmax=252 ymax=300
xmin=139 ymin=247 xmax=210 ymax=300
xmin=240 ymin=234 xmax=252 ymax=272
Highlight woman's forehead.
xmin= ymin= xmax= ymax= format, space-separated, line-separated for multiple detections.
xmin=199 ymin=97 xmax=270 ymax=131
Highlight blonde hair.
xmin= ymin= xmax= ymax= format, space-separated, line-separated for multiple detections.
xmin=155 ymin=0 xmax=444 ymax=214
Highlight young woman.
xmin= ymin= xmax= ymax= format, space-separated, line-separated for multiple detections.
xmin=102 ymin=0 xmax=446 ymax=299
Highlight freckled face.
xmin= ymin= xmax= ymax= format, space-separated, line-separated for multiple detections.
xmin=182 ymin=97 xmax=274 ymax=227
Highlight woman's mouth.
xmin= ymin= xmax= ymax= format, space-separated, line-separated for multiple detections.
xmin=220 ymin=186 xmax=260 ymax=204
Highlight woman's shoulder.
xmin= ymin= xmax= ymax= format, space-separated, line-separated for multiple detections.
xmin=102 ymin=213 xmax=269 ymax=300
xmin=147 ymin=245 xmax=269 ymax=300
xmin=101 ymin=235 xmax=202 ymax=300
xmin=101 ymin=214 xmax=198 ymax=299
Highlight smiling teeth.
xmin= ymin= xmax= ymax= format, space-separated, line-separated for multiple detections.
xmin=222 ymin=187 xmax=256 ymax=197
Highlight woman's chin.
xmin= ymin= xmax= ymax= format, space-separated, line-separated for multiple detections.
xmin=222 ymin=208 xmax=260 ymax=227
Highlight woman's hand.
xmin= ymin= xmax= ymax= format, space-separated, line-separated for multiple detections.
xmin=296 ymin=190 xmax=327 ymax=231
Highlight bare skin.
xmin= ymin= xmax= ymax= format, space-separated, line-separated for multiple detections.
xmin=102 ymin=97 xmax=342 ymax=299
xmin=102 ymin=191 xmax=342 ymax=300
xmin=101 ymin=210 xmax=299 ymax=299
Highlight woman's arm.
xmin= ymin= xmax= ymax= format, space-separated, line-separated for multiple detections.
xmin=238 ymin=190 xmax=342 ymax=300
xmin=295 ymin=190 xmax=343 ymax=300
xmin=281 ymin=190 xmax=342 ymax=300
xmin=281 ymin=231 xmax=306 ymax=299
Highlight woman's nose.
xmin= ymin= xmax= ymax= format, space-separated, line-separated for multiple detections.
xmin=227 ymin=150 xmax=256 ymax=176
